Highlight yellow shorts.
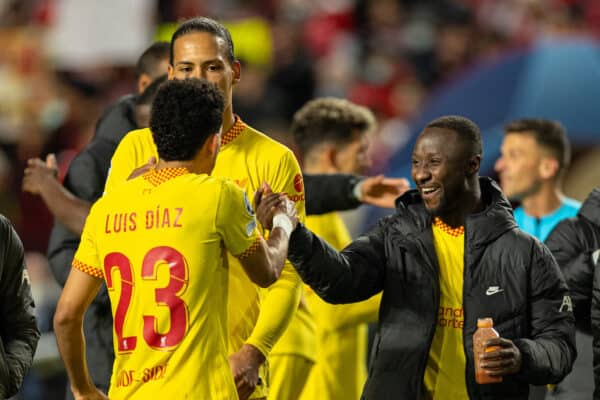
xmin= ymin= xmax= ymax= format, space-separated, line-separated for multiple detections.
xmin=268 ymin=355 xmax=314 ymax=400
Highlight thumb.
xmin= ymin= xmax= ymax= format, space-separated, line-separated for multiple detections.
xmin=263 ymin=182 xmax=273 ymax=195
xmin=147 ymin=156 xmax=157 ymax=166
xmin=46 ymin=153 xmax=58 ymax=169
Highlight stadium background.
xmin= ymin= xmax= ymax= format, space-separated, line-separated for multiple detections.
xmin=1 ymin=0 xmax=599 ymax=398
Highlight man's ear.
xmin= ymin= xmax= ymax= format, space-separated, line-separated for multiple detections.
xmin=209 ymin=132 xmax=221 ymax=155
xmin=539 ymin=157 xmax=559 ymax=180
xmin=137 ymin=73 xmax=152 ymax=95
xmin=232 ymin=60 xmax=241 ymax=85
xmin=466 ymin=154 xmax=481 ymax=176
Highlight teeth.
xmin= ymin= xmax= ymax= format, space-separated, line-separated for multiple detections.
xmin=422 ymin=187 xmax=437 ymax=194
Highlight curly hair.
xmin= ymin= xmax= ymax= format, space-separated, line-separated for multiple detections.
xmin=170 ymin=17 xmax=235 ymax=65
xmin=291 ymin=97 xmax=376 ymax=156
xmin=150 ymin=79 xmax=224 ymax=161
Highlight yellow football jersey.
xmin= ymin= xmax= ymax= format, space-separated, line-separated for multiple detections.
xmin=424 ymin=218 xmax=468 ymax=399
xmin=74 ymin=167 xmax=261 ymax=399
xmin=105 ymin=117 xmax=305 ymax=398
xmin=298 ymin=212 xmax=380 ymax=400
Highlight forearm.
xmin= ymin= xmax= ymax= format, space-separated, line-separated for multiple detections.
xmin=54 ymin=317 xmax=96 ymax=396
xmin=288 ymin=224 xmax=382 ymax=303
xmin=38 ymin=180 xmax=90 ymax=235
xmin=304 ymin=174 xmax=361 ymax=215
xmin=263 ymin=227 xmax=290 ymax=282
xmin=245 ymin=263 xmax=301 ymax=357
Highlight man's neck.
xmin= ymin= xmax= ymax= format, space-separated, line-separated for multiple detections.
xmin=438 ymin=180 xmax=484 ymax=228
xmin=520 ymin=183 xmax=563 ymax=218
xmin=156 ymin=159 xmax=210 ymax=175
xmin=303 ymin=151 xmax=338 ymax=175
xmin=221 ymin=107 xmax=236 ymax=134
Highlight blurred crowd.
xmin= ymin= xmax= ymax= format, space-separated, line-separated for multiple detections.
xmin=1 ymin=0 xmax=599 ymax=398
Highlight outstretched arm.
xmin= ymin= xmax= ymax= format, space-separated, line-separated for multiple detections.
xmin=23 ymin=154 xmax=91 ymax=235
xmin=304 ymin=173 xmax=409 ymax=215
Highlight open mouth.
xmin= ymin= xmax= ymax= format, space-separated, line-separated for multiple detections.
xmin=420 ymin=186 xmax=440 ymax=199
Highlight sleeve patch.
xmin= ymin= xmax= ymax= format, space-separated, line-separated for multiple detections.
xmin=72 ymin=259 xmax=103 ymax=279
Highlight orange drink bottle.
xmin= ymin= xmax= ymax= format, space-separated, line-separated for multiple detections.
xmin=473 ymin=317 xmax=503 ymax=384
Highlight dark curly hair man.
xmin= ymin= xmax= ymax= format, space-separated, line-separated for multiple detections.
xmin=150 ymin=78 xmax=224 ymax=162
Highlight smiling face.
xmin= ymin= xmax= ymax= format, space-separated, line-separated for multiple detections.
xmin=412 ymin=127 xmax=472 ymax=216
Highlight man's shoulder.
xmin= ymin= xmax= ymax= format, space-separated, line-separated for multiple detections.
xmin=559 ymin=197 xmax=581 ymax=216
xmin=95 ymin=94 xmax=137 ymax=143
xmin=122 ymin=127 xmax=153 ymax=143
xmin=240 ymin=124 xmax=295 ymax=159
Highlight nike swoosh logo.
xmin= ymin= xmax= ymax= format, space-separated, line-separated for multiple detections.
xmin=486 ymin=287 xmax=504 ymax=296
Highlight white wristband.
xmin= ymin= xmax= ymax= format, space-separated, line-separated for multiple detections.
xmin=353 ymin=179 xmax=364 ymax=201
xmin=272 ymin=213 xmax=293 ymax=237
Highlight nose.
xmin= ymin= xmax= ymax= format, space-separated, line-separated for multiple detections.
xmin=412 ymin=163 xmax=431 ymax=185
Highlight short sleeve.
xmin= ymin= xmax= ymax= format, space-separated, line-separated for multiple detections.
xmin=72 ymin=202 xmax=104 ymax=280
xmin=269 ymin=151 xmax=306 ymax=225
xmin=104 ymin=129 xmax=157 ymax=195
xmin=215 ymin=181 xmax=260 ymax=258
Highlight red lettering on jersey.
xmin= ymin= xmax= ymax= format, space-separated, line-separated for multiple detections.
xmin=293 ymin=174 xmax=303 ymax=193
xmin=129 ymin=212 xmax=137 ymax=231
xmin=145 ymin=210 xmax=154 ymax=229
xmin=286 ymin=193 xmax=305 ymax=202
xmin=161 ymin=208 xmax=171 ymax=228
xmin=105 ymin=214 xmax=112 ymax=234
xmin=174 ymin=208 xmax=183 ymax=227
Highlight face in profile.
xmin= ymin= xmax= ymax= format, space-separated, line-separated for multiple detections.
xmin=411 ymin=127 xmax=469 ymax=216
xmin=335 ymin=131 xmax=372 ymax=175
xmin=168 ymin=31 xmax=240 ymax=113
xmin=494 ymin=133 xmax=543 ymax=200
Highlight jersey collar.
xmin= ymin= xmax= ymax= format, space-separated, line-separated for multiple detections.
xmin=433 ymin=217 xmax=464 ymax=237
xmin=143 ymin=167 xmax=190 ymax=186
xmin=221 ymin=115 xmax=246 ymax=146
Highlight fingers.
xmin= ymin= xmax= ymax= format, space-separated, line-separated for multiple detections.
xmin=146 ymin=156 xmax=157 ymax=166
xmin=259 ymin=181 xmax=273 ymax=195
xmin=381 ymin=177 xmax=410 ymax=187
xmin=253 ymin=188 xmax=263 ymax=210
xmin=46 ymin=153 xmax=58 ymax=169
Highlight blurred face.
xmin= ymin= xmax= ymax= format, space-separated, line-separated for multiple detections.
xmin=168 ymin=32 xmax=240 ymax=114
xmin=335 ymin=131 xmax=372 ymax=175
xmin=412 ymin=127 xmax=469 ymax=216
xmin=494 ymin=133 xmax=544 ymax=200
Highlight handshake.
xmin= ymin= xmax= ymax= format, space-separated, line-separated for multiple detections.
xmin=253 ymin=182 xmax=298 ymax=236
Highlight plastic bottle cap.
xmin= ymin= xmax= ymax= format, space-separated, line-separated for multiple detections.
xmin=477 ymin=318 xmax=494 ymax=328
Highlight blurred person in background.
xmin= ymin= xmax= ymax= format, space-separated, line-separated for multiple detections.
xmin=494 ymin=118 xmax=584 ymax=399
xmin=21 ymin=41 xmax=170 ymax=399
xmin=545 ymin=187 xmax=600 ymax=400
xmin=0 ymin=214 xmax=40 ymax=399
xmin=287 ymin=97 xmax=381 ymax=400
xmin=265 ymin=115 xmax=576 ymax=399
xmin=494 ymin=118 xmax=580 ymax=241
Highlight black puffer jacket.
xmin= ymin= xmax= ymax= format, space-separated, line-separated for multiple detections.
xmin=0 ymin=215 xmax=40 ymax=398
xmin=546 ymin=188 xmax=600 ymax=398
xmin=288 ymin=177 xmax=576 ymax=400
